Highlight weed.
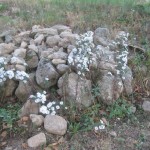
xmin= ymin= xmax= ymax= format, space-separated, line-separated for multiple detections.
xmin=0 ymin=104 xmax=20 ymax=130
xmin=0 ymin=3 xmax=8 ymax=12
xmin=107 ymin=98 xmax=132 ymax=119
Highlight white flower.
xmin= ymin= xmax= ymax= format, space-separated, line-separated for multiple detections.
xmin=52 ymin=101 xmax=56 ymax=105
xmin=56 ymin=105 xmax=60 ymax=109
xmin=45 ymin=77 xmax=49 ymax=81
xmin=94 ymin=126 xmax=99 ymax=131
xmin=122 ymin=76 xmax=125 ymax=80
xmin=47 ymin=102 xmax=52 ymax=108
xmin=51 ymin=111 xmax=56 ymax=115
xmin=6 ymin=70 xmax=15 ymax=79
xmin=43 ymin=91 xmax=46 ymax=94
xmin=29 ymin=95 xmax=35 ymax=99
xmin=51 ymin=107 xmax=55 ymax=111
xmin=65 ymin=107 xmax=68 ymax=110
xmin=99 ymin=125 xmax=105 ymax=129
xmin=40 ymin=105 xmax=49 ymax=114
xmin=118 ymin=82 xmax=122 ymax=86
xmin=60 ymin=101 xmax=63 ymax=105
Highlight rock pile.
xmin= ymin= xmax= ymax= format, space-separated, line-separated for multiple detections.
xmin=0 ymin=25 xmax=134 ymax=148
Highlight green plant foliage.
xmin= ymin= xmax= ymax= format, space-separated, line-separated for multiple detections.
xmin=107 ymin=99 xmax=132 ymax=119
xmin=0 ymin=104 xmax=20 ymax=129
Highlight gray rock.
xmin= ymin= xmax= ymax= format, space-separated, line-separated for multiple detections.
xmin=67 ymin=45 xmax=76 ymax=53
xmin=11 ymin=56 xmax=26 ymax=65
xmin=93 ymin=27 xmax=110 ymax=46
xmin=15 ymin=73 xmax=41 ymax=102
xmin=51 ymin=24 xmax=71 ymax=33
xmin=60 ymin=31 xmax=78 ymax=45
xmin=0 ymin=43 xmax=15 ymax=55
xmin=13 ymin=31 xmax=30 ymax=44
xmin=30 ymin=114 xmax=44 ymax=126
xmin=36 ymin=58 xmax=59 ymax=88
xmin=58 ymin=73 xmax=93 ymax=107
xmin=142 ymin=101 xmax=150 ymax=112
xmin=13 ymin=48 xmax=27 ymax=58
xmin=32 ymin=28 xmax=58 ymax=36
xmin=34 ymin=34 xmax=44 ymax=45
xmin=15 ymin=80 xmax=33 ymax=102
xmin=97 ymin=72 xmax=123 ymax=105
xmin=46 ymin=35 xmax=61 ymax=47
xmin=48 ymin=51 xmax=68 ymax=60
xmin=15 ymin=64 xmax=26 ymax=71
xmin=52 ymin=59 xmax=66 ymax=65
xmin=28 ymin=44 xmax=39 ymax=53
xmin=44 ymin=115 xmax=67 ymax=135
xmin=5 ymin=80 xmax=18 ymax=97
xmin=123 ymin=66 xmax=133 ymax=95
xmin=20 ymin=41 xmax=28 ymax=48
xmin=58 ymin=38 xmax=70 ymax=48
xmin=26 ymin=50 xmax=39 ymax=68
xmin=27 ymin=132 xmax=46 ymax=148
xmin=40 ymin=49 xmax=54 ymax=58
xmin=19 ymin=99 xmax=40 ymax=118
xmin=57 ymin=64 xmax=69 ymax=74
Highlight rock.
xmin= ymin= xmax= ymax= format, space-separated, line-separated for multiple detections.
xmin=40 ymin=49 xmax=54 ymax=58
xmin=30 ymin=114 xmax=44 ymax=126
xmin=48 ymin=51 xmax=68 ymax=60
xmin=34 ymin=34 xmax=44 ymax=45
xmin=0 ymin=43 xmax=15 ymax=55
xmin=58 ymin=73 xmax=93 ymax=107
xmin=14 ymin=31 xmax=30 ymax=44
xmin=28 ymin=44 xmax=39 ymax=53
xmin=52 ymin=59 xmax=66 ymax=65
xmin=15 ymin=73 xmax=41 ymax=102
xmin=57 ymin=64 xmax=69 ymax=74
xmin=26 ymin=50 xmax=39 ymax=68
xmin=142 ymin=101 xmax=150 ymax=112
xmin=109 ymin=131 xmax=117 ymax=137
xmin=44 ymin=115 xmax=67 ymax=135
xmin=13 ymin=48 xmax=27 ymax=58
xmin=27 ymin=132 xmax=46 ymax=148
xmin=20 ymin=41 xmax=28 ymax=48
xmin=15 ymin=80 xmax=33 ymax=102
xmin=36 ymin=58 xmax=59 ymax=88
xmin=19 ymin=99 xmax=40 ymax=118
xmin=51 ymin=24 xmax=71 ymax=33
xmin=97 ymin=72 xmax=123 ymax=105
xmin=15 ymin=64 xmax=26 ymax=71
xmin=58 ymin=38 xmax=70 ymax=48
xmin=93 ymin=27 xmax=110 ymax=46
xmin=60 ymin=31 xmax=78 ymax=45
xmin=5 ymin=80 xmax=18 ymax=97
xmin=32 ymin=28 xmax=58 ymax=36
xmin=11 ymin=57 xmax=26 ymax=65
xmin=46 ymin=35 xmax=61 ymax=47
xmin=67 ymin=45 xmax=76 ymax=53
xmin=123 ymin=66 xmax=133 ymax=95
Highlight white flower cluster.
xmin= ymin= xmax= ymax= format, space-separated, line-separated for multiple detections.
xmin=94 ymin=120 xmax=105 ymax=131
xmin=15 ymin=70 xmax=29 ymax=83
xmin=115 ymin=31 xmax=129 ymax=80
xmin=29 ymin=91 xmax=47 ymax=104
xmin=29 ymin=92 xmax=67 ymax=115
xmin=0 ymin=57 xmax=29 ymax=83
xmin=68 ymin=31 xmax=95 ymax=76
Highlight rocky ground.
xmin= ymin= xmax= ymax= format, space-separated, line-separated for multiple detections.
xmin=0 ymin=1 xmax=150 ymax=150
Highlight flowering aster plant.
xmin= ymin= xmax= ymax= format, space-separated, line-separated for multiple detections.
xmin=68 ymin=31 xmax=95 ymax=76
xmin=115 ymin=31 xmax=129 ymax=80
xmin=29 ymin=91 xmax=67 ymax=115
xmin=0 ymin=56 xmax=29 ymax=83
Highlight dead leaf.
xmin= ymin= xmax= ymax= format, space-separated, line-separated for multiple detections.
xmin=101 ymin=117 xmax=109 ymax=126
xmin=22 ymin=116 xmax=29 ymax=122
xmin=1 ymin=131 xmax=7 ymax=138
xmin=22 ymin=143 xmax=28 ymax=149
xmin=0 ymin=141 xmax=7 ymax=146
